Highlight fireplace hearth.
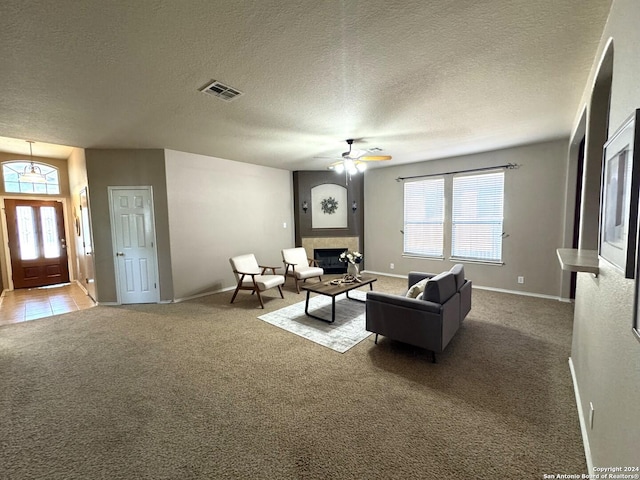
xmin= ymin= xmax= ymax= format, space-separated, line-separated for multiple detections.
xmin=314 ymin=248 xmax=348 ymax=274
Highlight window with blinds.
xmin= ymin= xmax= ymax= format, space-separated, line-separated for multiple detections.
xmin=403 ymin=177 xmax=444 ymax=257
xmin=451 ymin=171 xmax=504 ymax=262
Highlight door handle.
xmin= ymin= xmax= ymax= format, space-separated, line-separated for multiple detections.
xmin=116 ymin=252 xmax=125 ymax=257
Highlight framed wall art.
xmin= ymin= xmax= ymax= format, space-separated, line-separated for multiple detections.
xmin=599 ymin=109 xmax=640 ymax=279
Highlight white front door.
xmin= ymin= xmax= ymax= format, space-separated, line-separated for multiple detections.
xmin=109 ymin=186 xmax=159 ymax=304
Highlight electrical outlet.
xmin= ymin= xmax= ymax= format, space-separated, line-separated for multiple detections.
xmin=390 ymin=263 xmax=395 ymax=270
xmin=589 ymin=402 xmax=595 ymax=429
xmin=517 ymin=276 xmax=524 ymax=284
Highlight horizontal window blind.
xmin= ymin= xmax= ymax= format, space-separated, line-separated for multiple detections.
xmin=452 ymin=171 xmax=504 ymax=262
xmin=403 ymin=178 xmax=444 ymax=257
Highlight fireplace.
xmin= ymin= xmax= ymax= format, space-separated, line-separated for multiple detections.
xmin=314 ymin=248 xmax=347 ymax=274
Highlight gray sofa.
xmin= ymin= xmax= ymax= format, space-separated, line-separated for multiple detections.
xmin=365 ymin=264 xmax=472 ymax=362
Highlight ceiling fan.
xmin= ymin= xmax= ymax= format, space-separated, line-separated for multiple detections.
xmin=327 ymin=139 xmax=392 ymax=174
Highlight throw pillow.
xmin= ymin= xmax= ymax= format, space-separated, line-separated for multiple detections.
xmin=405 ymin=277 xmax=429 ymax=298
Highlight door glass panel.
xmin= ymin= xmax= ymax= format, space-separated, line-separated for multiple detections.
xmin=41 ymin=206 xmax=60 ymax=258
xmin=16 ymin=206 xmax=38 ymax=260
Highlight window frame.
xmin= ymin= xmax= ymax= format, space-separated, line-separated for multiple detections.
xmin=450 ymin=170 xmax=505 ymax=263
xmin=402 ymin=169 xmax=506 ymax=265
xmin=2 ymin=160 xmax=61 ymax=195
xmin=403 ymin=176 xmax=445 ymax=259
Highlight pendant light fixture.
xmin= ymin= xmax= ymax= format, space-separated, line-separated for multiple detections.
xmin=19 ymin=141 xmax=46 ymax=184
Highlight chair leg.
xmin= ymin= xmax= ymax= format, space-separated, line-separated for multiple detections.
xmin=230 ymin=284 xmax=241 ymax=304
xmin=375 ymin=334 xmax=379 ymax=344
xmin=431 ymin=351 xmax=437 ymax=364
xmin=295 ymin=278 xmax=300 ymax=294
xmin=277 ymin=285 xmax=284 ymax=299
xmin=255 ymin=289 xmax=265 ymax=309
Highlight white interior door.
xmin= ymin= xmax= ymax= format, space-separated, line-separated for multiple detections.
xmin=109 ymin=186 xmax=159 ymax=304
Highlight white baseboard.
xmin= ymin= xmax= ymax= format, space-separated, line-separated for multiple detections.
xmin=472 ymin=284 xmax=565 ymax=302
xmin=361 ymin=270 xmax=407 ymax=279
xmin=568 ymin=357 xmax=594 ymax=474
xmin=172 ymin=285 xmax=236 ymax=304
xmin=365 ymin=271 xmax=568 ymax=301
xmin=74 ymin=279 xmax=89 ymax=296
xmin=95 ymin=287 xmax=235 ymax=306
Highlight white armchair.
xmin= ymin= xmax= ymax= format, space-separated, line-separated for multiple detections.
xmin=229 ymin=254 xmax=285 ymax=308
xmin=281 ymin=247 xmax=324 ymax=293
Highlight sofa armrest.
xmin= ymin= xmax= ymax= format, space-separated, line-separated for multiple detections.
xmin=408 ymin=271 xmax=437 ymax=288
xmin=366 ymin=291 xmax=441 ymax=314
xmin=459 ymin=279 xmax=472 ymax=322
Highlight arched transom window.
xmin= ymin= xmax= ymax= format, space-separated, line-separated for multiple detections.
xmin=2 ymin=161 xmax=60 ymax=194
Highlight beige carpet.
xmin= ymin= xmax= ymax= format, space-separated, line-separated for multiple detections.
xmin=0 ymin=275 xmax=585 ymax=479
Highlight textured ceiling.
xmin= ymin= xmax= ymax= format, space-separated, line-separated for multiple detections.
xmin=0 ymin=0 xmax=612 ymax=170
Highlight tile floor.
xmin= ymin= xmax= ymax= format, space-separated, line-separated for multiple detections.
xmin=0 ymin=283 xmax=96 ymax=327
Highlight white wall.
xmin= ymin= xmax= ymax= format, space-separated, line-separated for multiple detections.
xmin=570 ymin=0 xmax=640 ymax=469
xmin=365 ymin=139 xmax=569 ymax=298
xmin=165 ymin=149 xmax=294 ymax=300
xmin=66 ymin=147 xmax=96 ymax=300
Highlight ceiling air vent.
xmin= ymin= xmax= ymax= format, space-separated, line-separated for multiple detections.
xmin=199 ymin=80 xmax=243 ymax=102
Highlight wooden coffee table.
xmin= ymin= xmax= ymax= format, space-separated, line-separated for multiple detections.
xmin=300 ymin=275 xmax=377 ymax=323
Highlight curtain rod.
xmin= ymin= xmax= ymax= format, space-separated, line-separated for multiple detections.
xmin=395 ymin=163 xmax=519 ymax=182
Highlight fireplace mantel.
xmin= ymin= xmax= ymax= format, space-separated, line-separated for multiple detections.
xmin=301 ymin=237 xmax=359 ymax=258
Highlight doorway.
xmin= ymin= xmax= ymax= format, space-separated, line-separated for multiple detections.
xmin=108 ymin=186 xmax=160 ymax=304
xmin=5 ymin=199 xmax=70 ymax=289
xmin=570 ymin=137 xmax=586 ymax=299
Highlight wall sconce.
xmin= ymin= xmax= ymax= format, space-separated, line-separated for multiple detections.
xmin=352 ymin=201 xmax=358 ymax=212
xmin=302 ymin=201 xmax=308 ymax=213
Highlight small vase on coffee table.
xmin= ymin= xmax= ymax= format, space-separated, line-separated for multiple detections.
xmin=347 ymin=262 xmax=360 ymax=278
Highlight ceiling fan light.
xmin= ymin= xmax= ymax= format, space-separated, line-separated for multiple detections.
xmin=344 ymin=159 xmax=357 ymax=175
xmin=334 ymin=163 xmax=345 ymax=174
xmin=356 ymin=162 xmax=367 ymax=172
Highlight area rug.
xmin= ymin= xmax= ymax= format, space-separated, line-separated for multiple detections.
xmin=257 ymin=290 xmax=369 ymax=353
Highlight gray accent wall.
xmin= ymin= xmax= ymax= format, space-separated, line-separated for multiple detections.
xmin=569 ymin=0 xmax=640 ymax=468
xmin=164 ymin=149 xmax=294 ymax=300
xmin=85 ymin=149 xmax=174 ymax=303
xmin=365 ymin=139 xmax=569 ymax=298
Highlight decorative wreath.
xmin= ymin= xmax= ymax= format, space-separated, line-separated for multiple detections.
xmin=320 ymin=196 xmax=339 ymax=215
